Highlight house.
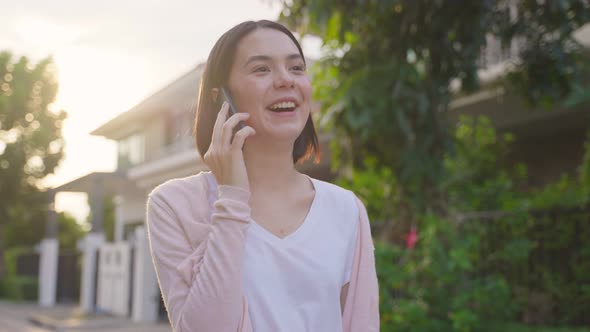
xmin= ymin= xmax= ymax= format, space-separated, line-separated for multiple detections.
xmin=449 ymin=24 xmax=590 ymax=187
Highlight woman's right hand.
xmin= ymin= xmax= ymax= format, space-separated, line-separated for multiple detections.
xmin=203 ymin=102 xmax=256 ymax=191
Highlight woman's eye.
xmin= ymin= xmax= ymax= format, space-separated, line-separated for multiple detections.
xmin=253 ymin=66 xmax=270 ymax=73
xmin=291 ymin=65 xmax=306 ymax=72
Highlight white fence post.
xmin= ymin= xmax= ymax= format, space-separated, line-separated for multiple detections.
xmin=79 ymin=232 xmax=104 ymax=313
xmin=38 ymin=238 xmax=59 ymax=306
xmin=132 ymin=226 xmax=159 ymax=322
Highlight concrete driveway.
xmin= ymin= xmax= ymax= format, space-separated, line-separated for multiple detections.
xmin=0 ymin=301 xmax=172 ymax=332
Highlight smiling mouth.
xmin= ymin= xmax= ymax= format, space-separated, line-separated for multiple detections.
xmin=268 ymin=101 xmax=297 ymax=113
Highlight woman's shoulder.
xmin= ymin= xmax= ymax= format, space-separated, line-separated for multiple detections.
xmin=148 ymin=172 xmax=211 ymax=207
xmin=311 ymin=177 xmax=355 ymax=197
xmin=146 ymin=172 xmax=214 ymax=247
xmin=310 ymin=177 xmax=361 ymax=211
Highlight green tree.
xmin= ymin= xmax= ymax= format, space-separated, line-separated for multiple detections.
xmin=3 ymin=210 xmax=86 ymax=250
xmin=87 ymin=195 xmax=115 ymax=242
xmin=57 ymin=212 xmax=86 ymax=250
xmin=2 ymin=192 xmax=48 ymax=249
xmin=0 ymin=52 xmax=67 ymax=277
xmin=279 ymin=1 xmax=590 ymax=327
xmin=280 ymin=0 xmax=590 ymax=227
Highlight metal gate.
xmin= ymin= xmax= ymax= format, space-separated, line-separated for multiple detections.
xmin=56 ymin=250 xmax=80 ymax=303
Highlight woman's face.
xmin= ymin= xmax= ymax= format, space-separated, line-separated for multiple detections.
xmin=226 ymin=28 xmax=312 ymax=143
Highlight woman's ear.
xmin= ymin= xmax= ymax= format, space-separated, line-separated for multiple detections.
xmin=210 ymin=88 xmax=219 ymax=102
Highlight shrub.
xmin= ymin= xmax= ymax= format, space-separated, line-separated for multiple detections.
xmin=0 ymin=246 xmax=39 ymax=301
xmin=0 ymin=276 xmax=38 ymax=301
xmin=348 ymin=116 xmax=590 ymax=329
xmin=375 ymin=214 xmax=515 ymax=332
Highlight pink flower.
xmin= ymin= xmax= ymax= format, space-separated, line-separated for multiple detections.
xmin=405 ymin=226 xmax=418 ymax=249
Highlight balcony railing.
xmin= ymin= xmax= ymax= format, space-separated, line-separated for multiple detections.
xmin=477 ymin=35 xmax=523 ymax=70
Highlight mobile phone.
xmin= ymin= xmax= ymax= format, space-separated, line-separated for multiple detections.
xmin=221 ymin=87 xmax=245 ymax=132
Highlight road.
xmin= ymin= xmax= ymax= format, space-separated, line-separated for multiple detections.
xmin=0 ymin=301 xmax=172 ymax=332
xmin=0 ymin=302 xmax=51 ymax=332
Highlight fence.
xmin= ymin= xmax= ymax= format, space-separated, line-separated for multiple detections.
xmin=7 ymin=249 xmax=80 ymax=303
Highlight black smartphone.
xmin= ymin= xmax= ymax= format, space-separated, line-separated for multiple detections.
xmin=221 ymin=87 xmax=245 ymax=132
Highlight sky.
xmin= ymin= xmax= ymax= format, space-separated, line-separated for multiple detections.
xmin=1 ymin=0 xmax=321 ymax=222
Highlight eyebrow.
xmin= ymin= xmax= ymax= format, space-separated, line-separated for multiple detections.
xmin=243 ymin=53 xmax=303 ymax=67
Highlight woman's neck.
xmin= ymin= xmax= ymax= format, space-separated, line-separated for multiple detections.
xmin=242 ymin=140 xmax=300 ymax=195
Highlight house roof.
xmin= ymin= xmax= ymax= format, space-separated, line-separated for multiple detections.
xmin=52 ymin=171 xmax=138 ymax=195
xmin=91 ymin=63 xmax=205 ymax=140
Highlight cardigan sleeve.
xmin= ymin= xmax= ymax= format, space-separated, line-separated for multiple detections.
xmin=146 ymin=183 xmax=251 ymax=332
xmin=342 ymin=196 xmax=380 ymax=332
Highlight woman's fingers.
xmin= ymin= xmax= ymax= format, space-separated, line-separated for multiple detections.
xmin=222 ymin=112 xmax=250 ymax=146
xmin=210 ymin=102 xmax=229 ymax=146
xmin=231 ymin=126 xmax=256 ymax=152
xmin=203 ymin=103 xmax=253 ymax=191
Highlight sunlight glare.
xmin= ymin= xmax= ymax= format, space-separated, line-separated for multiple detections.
xmin=44 ymin=46 xmax=152 ymax=221
xmin=14 ymin=15 xmax=87 ymax=55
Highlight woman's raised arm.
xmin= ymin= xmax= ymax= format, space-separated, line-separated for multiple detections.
xmin=147 ymin=182 xmax=252 ymax=332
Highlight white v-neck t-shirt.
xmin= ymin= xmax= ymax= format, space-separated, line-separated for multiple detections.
xmin=242 ymin=177 xmax=359 ymax=332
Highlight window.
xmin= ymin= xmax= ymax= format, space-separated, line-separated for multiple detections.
xmin=117 ymin=133 xmax=145 ymax=168
xmin=165 ymin=109 xmax=193 ymax=146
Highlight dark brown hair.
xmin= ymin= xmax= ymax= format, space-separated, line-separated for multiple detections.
xmin=193 ymin=20 xmax=319 ymax=164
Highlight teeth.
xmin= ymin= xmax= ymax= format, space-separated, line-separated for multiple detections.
xmin=270 ymin=101 xmax=296 ymax=109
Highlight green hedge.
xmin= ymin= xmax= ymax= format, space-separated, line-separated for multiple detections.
xmin=485 ymin=323 xmax=590 ymax=332
xmin=346 ymin=117 xmax=590 ymax=331
xmin=4 ymin=246 xmax=36 ymax=275
xmin=0 ymin=246 xmax=39 ymax=301
xmin=0 ymin=276 xmax=38 ymax=301
xmin=375 ymin=216 xmax=516 ymax=332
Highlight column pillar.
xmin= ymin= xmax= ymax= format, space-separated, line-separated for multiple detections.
xmin=38 ymin=189 xmax=59 ymax=307
xmin=90 ymin=175 xmax=104 ymax=232
xmin=114 ymin=196 xmax=124 ymax=242
xmin=132 ymin=226 xmax=159 ymax=322
xmin=79 ymin=232 xmax=104 ymax=312
xmin=80 ymin=176 xmax=106 ymax=312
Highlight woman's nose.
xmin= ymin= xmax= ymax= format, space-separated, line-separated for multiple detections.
xmin=273 ymin=69 xmax=295 ymax=89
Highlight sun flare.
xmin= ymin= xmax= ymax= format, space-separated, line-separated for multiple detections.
xmin=43 ymin=46 xmax=152 ymax=220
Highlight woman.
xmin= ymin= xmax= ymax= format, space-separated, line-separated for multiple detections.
xmin=146 ymin=20 xmax=379 ymax=332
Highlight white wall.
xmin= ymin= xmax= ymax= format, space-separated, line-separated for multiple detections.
xmin=114 ymin=194 xmax=147 ymax=242
xmin=120 ymin=195 xmax=147 ymax=225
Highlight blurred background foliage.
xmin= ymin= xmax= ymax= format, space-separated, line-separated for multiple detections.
xmin=368 ymin=118 xmax=590 ymax=331
xmin=281 ymin=0 xmax=590 ymax=213
xmin=0 ymin=51 xmax=120 ymax=303
xmin=0 ymin=51 xmax=87 ymax=304
xmin=281 ymin=0 xmax=590 ymax=330
xmin=0 ymin=52 xmax=69 ymax=278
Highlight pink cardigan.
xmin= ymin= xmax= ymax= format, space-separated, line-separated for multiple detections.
xmin=146 ymin=172 xmax=380 ymax=331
